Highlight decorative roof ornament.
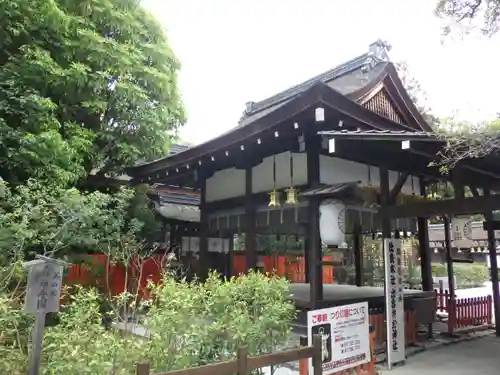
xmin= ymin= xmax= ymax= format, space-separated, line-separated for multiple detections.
xmin=244 ymin=101 xmax=255 ymax=115
xmin=368 ymin=39 xmax=391 ymax=62
xmin=361 ymin=39 xmax=391 ymax=77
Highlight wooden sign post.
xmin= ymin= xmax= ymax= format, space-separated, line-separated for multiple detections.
xmin=23 ymin=255 xmax=69 ymax=375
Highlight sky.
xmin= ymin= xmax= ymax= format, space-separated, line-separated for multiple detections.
xmin=143 ymin=0 xmax=500 ymax=145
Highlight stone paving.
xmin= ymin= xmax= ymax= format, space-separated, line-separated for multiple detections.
xmin=381 ymin=333 xmax=500 ymax=375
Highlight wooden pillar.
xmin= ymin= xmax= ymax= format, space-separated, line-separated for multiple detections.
xmin=353 ymin=222 xmax=363 ymax=287
xmin=245 ymin=165 xmax=257 ymax=272
xmin=483 ymin=187 xmax=500 ymax=336
xmin=379 ymin=167 xmax=391 ymax=237
xmin=417 ymin=180 xmax=432 ymax=291
xmin=228 ymin=233 xmax=235 ymax=278
xmin=306 ymin=132 xmax=322 ymax=308
xmin=417 ymin=179 xmax=433 ymax=338
xmin=443 ymin=216 xmax=455 ymax=293
xmin=443 ymin=215 xmax=456 ymax=334
xmin=199 ymin=180 xmax=209 ymax=280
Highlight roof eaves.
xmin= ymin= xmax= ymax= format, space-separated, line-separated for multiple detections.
xmin=318 ymin=129 xmax=440 ymax=142
xmin=243 ymin=52 xmax=378 ymax=117
xmin=127 ymin=81 xmax=328 ymax=177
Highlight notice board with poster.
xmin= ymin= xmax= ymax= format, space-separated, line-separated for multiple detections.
xmin=383 ymin=238 xmax=406 ymax=366
xmin=307 ymin=302 xmax=370 ymax=374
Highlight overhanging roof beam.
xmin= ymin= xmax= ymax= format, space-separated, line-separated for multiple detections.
xmin=379 ymin=194 xmax=500 ymax=219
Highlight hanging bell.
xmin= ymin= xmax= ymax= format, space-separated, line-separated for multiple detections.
xmin=285 ymin=186 xmax=298 ymax=205
xmin=269 ymin=189 xmax=281 ymax=207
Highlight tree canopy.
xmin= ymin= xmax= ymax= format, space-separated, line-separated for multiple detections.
xmin=0 ymin=0 xmax=185 ymax=186
xmin=434 ymin=1 xmax=500 ymax=167
xmin=436 ymin=0 xmax=500 ymax=36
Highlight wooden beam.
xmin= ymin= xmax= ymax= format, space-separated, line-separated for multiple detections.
xmin=388 ymin=172 xmax=409 ymax=204
xmin=333 ymin=140 xmax=442 ymax=179
xmin=244 ymin=166 xmax=257 ymax=271
xmin=379 ymin=167 xmax=391 ymax=236
xmin=379 ymin=193 xmax=500 ymax=219
xmin=483 ymin=221 xmax=500 ymax=231
xmin=484 ymin=187 xmax=500 ymax=336
xmin=353 ymin=223 xmax=363 ymax=287
xmin=407 ymin=145 xmax=500 ymax=187
xmin=417 ymin=178 xmax=433 ymax=338
xmin=199 ymin=179 xmax=209 ymax=280
xmin=306 ymin=132 xmax=322 ymax=308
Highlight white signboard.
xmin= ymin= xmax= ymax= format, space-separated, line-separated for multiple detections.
xmin=451 ymin=216 xmax=473 ymax=248
xmin=25 ymin=263 xmax=63 ymax=313
xmin=383 ymin=238 xmax=406 ymax=366
xmin=307 ymin=302 xmax=370 ymax=374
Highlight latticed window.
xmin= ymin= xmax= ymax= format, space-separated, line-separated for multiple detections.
xmin=363 ymin=90 xmax=404 ymax=125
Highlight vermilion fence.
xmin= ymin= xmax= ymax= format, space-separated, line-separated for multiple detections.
xmin=368 ymin=308 xmax=416 ymax=350
xmin=64 ymin=254 xmax=169 ymax=299
xmin=233 ymin=255 xmax=335 ymax=284
xmin=435 ymin=288 xmax=493 ymax=333
xmin=64 ymin=254 xmax=334 ymax=299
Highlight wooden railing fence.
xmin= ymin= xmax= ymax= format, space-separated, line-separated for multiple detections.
xmin=136 ymin=335 xmax=322 ymax=375
xmin=435 ymin=288 xmax=493 ymax=334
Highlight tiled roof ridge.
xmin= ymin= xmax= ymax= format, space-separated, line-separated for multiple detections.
xmin=321 ymin=129 xmax=435 ymax=135
xmin=240 ymin=40 xmax=390 ymax=121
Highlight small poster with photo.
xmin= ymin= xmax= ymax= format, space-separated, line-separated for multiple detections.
xmin=311 ymin=323 xmax=332 ymax=363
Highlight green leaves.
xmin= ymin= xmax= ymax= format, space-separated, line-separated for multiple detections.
xmin=0 ymin=0 xmax=185 ymax=186
xmin=0 ymin=272 xmax=295 ymax=375
xmin=0 ymin=180 xmax=158 ymax=264
xmin=436 ymin=0 xmax=500 ymax=37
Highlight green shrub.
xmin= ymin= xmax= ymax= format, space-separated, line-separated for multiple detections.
xmin=0 ymin=271 xmax=295 ymax=375
xmin=431 ymin=263 xmax=489 ymax=288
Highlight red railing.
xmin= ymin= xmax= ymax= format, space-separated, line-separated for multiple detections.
xmin=368 ymin=308 xmax=417 ymax=350
xmin=64 ymin=254 xmax=169 ymax=299
xmin=434 ymin=289 xmax=493 ymax=333
xmin=233 ymin=254 xmax=335 ymax=284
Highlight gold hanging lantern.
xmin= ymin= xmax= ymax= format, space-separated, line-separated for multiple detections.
xmin=284 ymin=152 xmax=298 ymax=205
xmin=285 ymin=187 xmax=298 ymax=205
xmin=268 ymin=154 xmax=281 ymax=207
xmin=269 ymin=189 xmax=281 ymax=207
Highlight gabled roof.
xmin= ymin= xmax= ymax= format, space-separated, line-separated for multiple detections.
xmin=238 ymin=44 xmax=388 ymax=127
xmin=238 ymin=41 xmax=432 ymax=133
xmin=127 ymin=40 xmax=433 ymax=180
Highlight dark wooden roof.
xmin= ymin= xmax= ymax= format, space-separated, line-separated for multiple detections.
xmin=238 ymin=51 xmax=388 ymax=127
xmin=167 ymin=143 xmax=190 ymax=156
xmin=126 ymin=41 xmax=435 ymax=183
xmin=318 ymin=129 xmax=438 ymax=141
xmin=152 ymin=185 xmax=200 ymax=206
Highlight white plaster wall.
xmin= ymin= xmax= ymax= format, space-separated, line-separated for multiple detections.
xmin=252 ymin=152 xmax=307 ymax=194
xmin=205 ymin=152 xmax=307 ymax=202
xmin=206 ymin=168 xmax=245 ymax=202
xmin=319 ymin=155 xmax=420 ymax=195
xmin=206 ymin=153 xmax=421 ymax=203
